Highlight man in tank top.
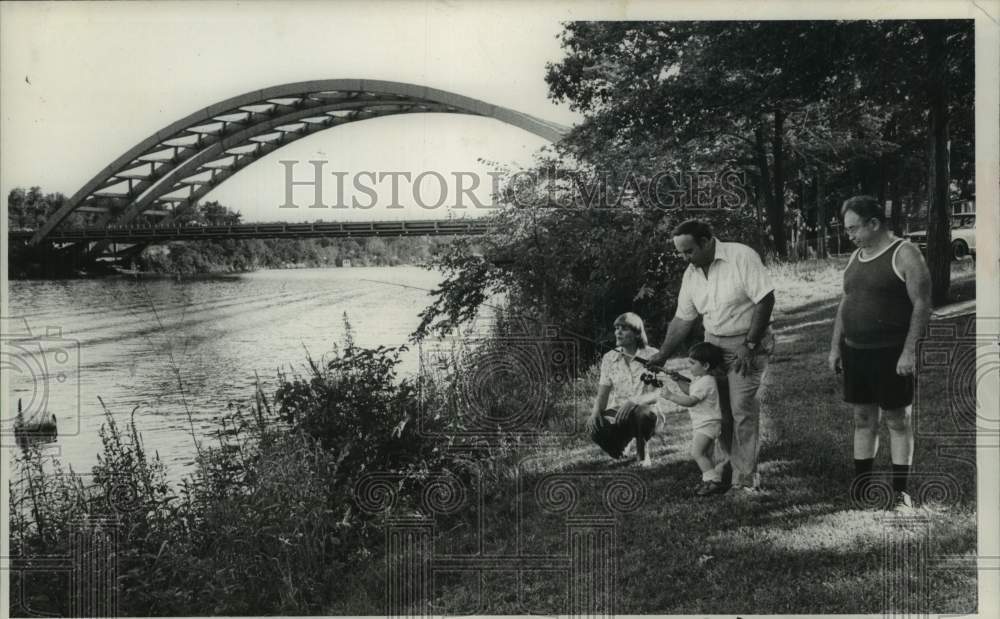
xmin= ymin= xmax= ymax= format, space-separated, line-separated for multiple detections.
xmin=828 ymin=195 xmax=931 ymax=511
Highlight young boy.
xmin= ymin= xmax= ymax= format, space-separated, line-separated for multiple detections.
xmin=662 ymin=342 xmax=725 ymax=496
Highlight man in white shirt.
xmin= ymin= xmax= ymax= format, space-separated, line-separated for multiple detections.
xmin=647 ymin=219 xmax=776 ymax=492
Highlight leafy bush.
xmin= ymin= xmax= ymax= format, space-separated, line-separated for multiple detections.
xmin=414 ymin=160 xmax=757 ymax=360
xmin=11 ymin=316 xmax=556 ymax=615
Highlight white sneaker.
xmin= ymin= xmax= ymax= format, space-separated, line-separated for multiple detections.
xmin=623 ymin=439 xmax=637 ymax=458
xmin=893 ymin=491 xmax=915 ymax=513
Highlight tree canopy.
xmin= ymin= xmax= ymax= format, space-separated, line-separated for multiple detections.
xmin=417 ymin=20 xmax=974 ymax=355
xmin=546 ymin=21 xmax=972 ymax=272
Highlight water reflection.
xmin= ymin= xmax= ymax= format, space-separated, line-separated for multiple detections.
xmin=6 ymin=266 xmax=443 ymax=478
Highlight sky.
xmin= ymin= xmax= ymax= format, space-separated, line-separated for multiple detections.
xmin=1 ymin=1 xmax=993 ymax=224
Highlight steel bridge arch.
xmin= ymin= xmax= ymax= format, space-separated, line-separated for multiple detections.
xmin=31 ymin=79 xmax=570 ymax=244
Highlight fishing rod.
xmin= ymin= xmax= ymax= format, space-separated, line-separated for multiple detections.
xmin=622 ymin=352 xmax=691 ymax=386
xmin=360 ymin=277 xmax=691 ymax=384
xmin=361 ymin=277 xmax=599 ymax=347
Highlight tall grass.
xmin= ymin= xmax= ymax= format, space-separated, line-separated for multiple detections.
xmin=8 ymin=314 xmax=573 ymax=616
xmin=766 ymin=255 xmax=976 ymax=319
xmin=9 ymin=261 xmax=978 ymax=615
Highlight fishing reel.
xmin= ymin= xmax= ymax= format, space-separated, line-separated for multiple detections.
xmin=640 ymin=372 xmax=664 ymax=388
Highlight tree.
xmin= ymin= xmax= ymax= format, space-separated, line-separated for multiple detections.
xmin=921 ymin=21 xmax=953 ymax=305
xmin=6 ymin=186 xmax=78 ymax=230
xmin=420 ymin=22 xmax=949 ymax=351
xmin=171 ymin=201 xmax=204 ymax=226
xmin=8 ymin=187 xmax=28 ymax=229
xmin=414 ymin=155 xmax=757 ymax=360
xmin=545 ymin=22 xmax=867 ymax=258
xmin=846 ymin=20 xmax=974 ymax=303
xmin=543 ymin=20 xmax=973 ymax=274
xmin=199 ymin=200 xmax=242 ymax=225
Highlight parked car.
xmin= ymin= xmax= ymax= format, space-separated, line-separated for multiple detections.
xmin=907 ymin=214 xmax=975 ymax=260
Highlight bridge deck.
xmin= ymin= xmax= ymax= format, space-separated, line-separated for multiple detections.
xmin=9 ymin=219 xmax=493 ymax=242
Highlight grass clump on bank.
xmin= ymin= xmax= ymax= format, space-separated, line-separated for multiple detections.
xmin=423 ymin=258 xmax=978 ymax=615
xmin=7 ymin=315 xmax=567 ymax=616
xmin=8 ymin=259 xmax=980 ymax=615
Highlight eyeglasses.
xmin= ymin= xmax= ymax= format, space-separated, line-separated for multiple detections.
xmin=845 ymin=219 xmax=874 ymax=234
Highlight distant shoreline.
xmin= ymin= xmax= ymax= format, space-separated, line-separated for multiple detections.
xmin=8 ymin=261 xmax=431 ymax=282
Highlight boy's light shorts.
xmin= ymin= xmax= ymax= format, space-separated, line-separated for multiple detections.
xmin=693 ymin=420 xmax=722 ymax=440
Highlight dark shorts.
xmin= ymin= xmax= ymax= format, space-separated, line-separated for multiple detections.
xmin=590 ymin=407 xmax=656 ymax=459
xmin=842 ymin=342 xmax=913 ymax=409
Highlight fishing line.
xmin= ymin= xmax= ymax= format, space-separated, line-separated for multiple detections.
xmin=360 ymin=277 xmax=687 ymax=380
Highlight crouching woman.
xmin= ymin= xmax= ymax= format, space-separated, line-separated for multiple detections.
xmin=587 ymin=312 xmax=664 ymax=468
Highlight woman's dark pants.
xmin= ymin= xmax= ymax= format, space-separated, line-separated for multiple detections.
xmin=590 ymin=407 xmax=656 ymax=459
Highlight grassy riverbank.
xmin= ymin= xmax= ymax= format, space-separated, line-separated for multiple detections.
xmin=8 ymin=259 xmax=978 ymax=615
xmin=419 ymin=260 xmax=978 ymax=615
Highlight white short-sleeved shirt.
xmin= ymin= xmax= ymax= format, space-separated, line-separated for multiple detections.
xmin=598 ymin=345 xmax=664 ymax=413
xmin=675 ymin=240 xmax=775 ymax=337
xmin=687 ymin=375 xmax=722 ymax=432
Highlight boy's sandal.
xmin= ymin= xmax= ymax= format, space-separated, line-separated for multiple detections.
xmin=696 ymin=481 xmax=722 ymax=496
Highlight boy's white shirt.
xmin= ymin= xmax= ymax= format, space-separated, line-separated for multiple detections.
xmin=678 ymin=375 xmax=723 ymax=429
xmin=656 ymin=358 xmax=693 ymax=412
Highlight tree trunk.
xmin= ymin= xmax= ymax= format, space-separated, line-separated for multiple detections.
xmin=923 ymin=21 xmax=952 ymax=305
xmin=906 ymin=190 xmax=916 ymax=233
xmin=890 ymin=177 xmax=903 ymax=236
xmin=751 ymin=176 xmax=766 ymax=249
xmin=770 ymin=109 xmax=788 ymax=258
xmin=885 ymin=117 xmax=901 ymax=235
xmin=815 ymin=173 xmax=828 ymax=259
xmin=797 ymin=179 xmax=807 ymax=259
xmin=877 ymin=159 xmax=887 ymax=207
xmin=753 ymin=124 xmax=783 ymax=258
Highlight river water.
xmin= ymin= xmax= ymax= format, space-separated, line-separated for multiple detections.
xmin=5 ymin=266 xmax=444 ymax=478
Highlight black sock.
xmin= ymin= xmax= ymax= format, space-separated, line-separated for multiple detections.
xmin=854 ymin=458 xmax=875 ymax=478
xmin=852 ymin=458 xmax=875 ymax=501
xmin=891 ymin=463 xmax=910 ymax=493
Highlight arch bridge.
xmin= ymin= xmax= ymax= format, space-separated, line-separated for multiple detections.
xmin=12 ymin=219 xmax=493 ymax=243
xmin=29 ymin=79 xmax=569 ymax=245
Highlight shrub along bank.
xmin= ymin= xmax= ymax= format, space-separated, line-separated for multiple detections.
xmin=7 ymin=315 xmax=567 ymax=615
